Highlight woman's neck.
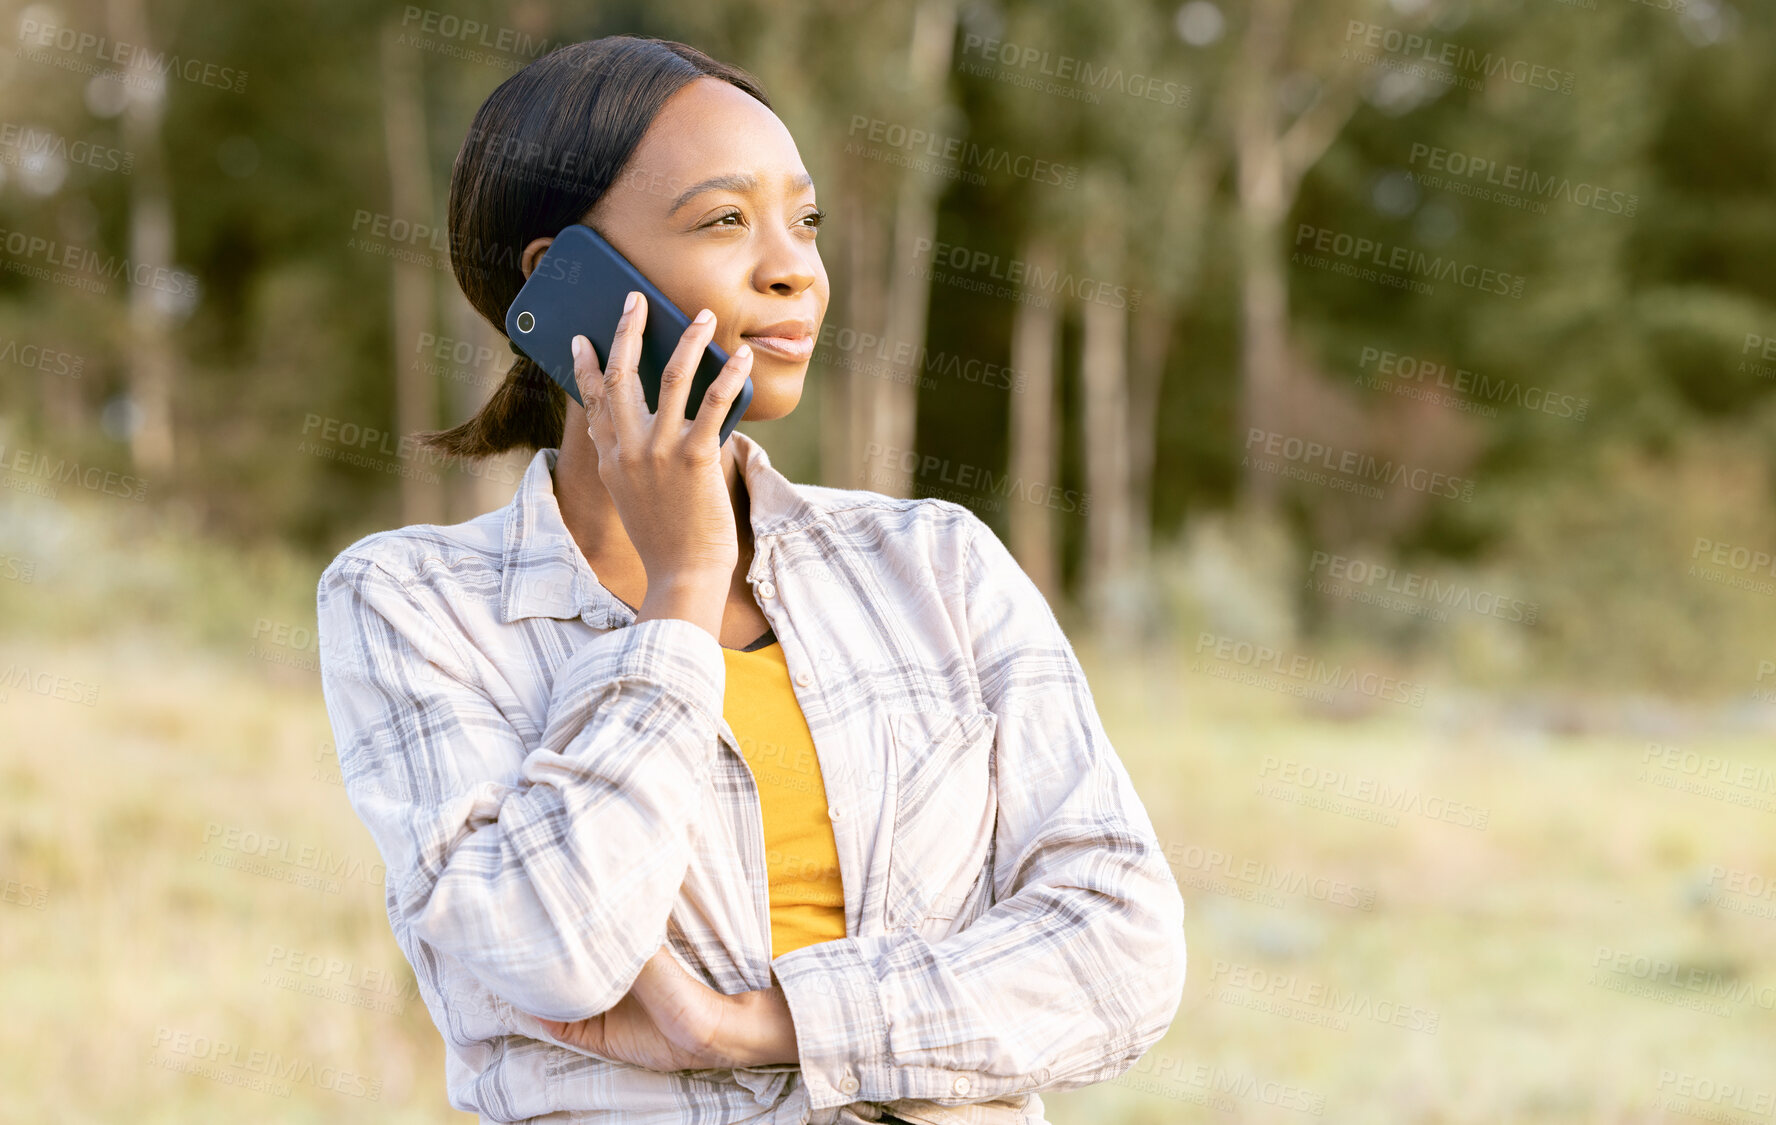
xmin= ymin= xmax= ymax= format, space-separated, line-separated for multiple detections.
xmin=552 ymin=427 xmax=754 ymax=593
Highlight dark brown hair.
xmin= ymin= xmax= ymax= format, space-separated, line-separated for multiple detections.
xmin=416 ymin=36 xmax=772 ymax=458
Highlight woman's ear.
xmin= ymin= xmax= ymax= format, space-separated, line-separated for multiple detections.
xmin=520 ymin=236 xmax=553 ymax=280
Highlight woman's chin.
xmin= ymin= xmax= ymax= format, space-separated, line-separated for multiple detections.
xmin=740 ymin=376 xmax=806 ymax=422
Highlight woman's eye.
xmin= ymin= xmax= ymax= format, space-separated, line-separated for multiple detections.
xmin=704 ymin=208 xmax=825 ymax=230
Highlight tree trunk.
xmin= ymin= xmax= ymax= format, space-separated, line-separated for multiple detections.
xmin=382 ymin=19 xmax=444 ymax=526
xmin=106 ymin=0 xmax=177 ymax=481
xmin=829 ymin=169 xmax=881 ymax=490
xmin=1238 ymin=208 xmax=1290 ymax=511
xmin=1126 ymin=301 xmax=1174 ymax=573
xmin=869 ymin=0 xmax=957 ymax=498
xmin=1008 ymin=235 xmax=1061 ymax=602
xmin=1232 ymin=0 xmax=1292 ymax=514
xmin=1079 ymin=222 xmax=1133 ymax=648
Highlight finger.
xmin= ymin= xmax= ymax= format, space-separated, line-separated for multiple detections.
xmin=572 ymin=336 xmax=617 ymax=452
xmin=538 ymin=1014 xmax=603 ymax=1053
xmin=651 ymin=306 xmax=717 ymax=440
xmin=602 ymin=290 xmax=648 ymax=440
xmin=569 ymin=327 xmax=604 ymax=411
xmin=685 ymin=342 xmax=753 ymax=450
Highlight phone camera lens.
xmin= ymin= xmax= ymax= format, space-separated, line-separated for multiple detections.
xmin=516 ymin=310 xmax=535 ymax=333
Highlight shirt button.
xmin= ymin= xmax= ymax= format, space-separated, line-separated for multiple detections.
xmin=758 ymin=580 xmax=776 ymax=599
xmin=795 ymin=669 xmax=812 ymax=686
xmin=828 ymin=805 xmax=842 ymax=820
xmin=839 ymin=1073 xmax=859 ymax=1095
xmin=953 ymin=1076 xmax=971 ymax=1095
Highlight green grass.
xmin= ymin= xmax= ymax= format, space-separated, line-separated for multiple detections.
xmin=2 ymin=495 xmax=1772 ymax=1122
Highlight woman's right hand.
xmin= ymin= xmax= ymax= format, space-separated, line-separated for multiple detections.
xmin=532 ymin=944 xmax=741 ymax=1072
xmin=572 ymin=291 xmax=755 ymax=633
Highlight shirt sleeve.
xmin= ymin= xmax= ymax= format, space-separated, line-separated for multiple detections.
xmin=769 ymin=512 xmax=1188 ymax=1110
xmin=316 ymin=552 xmax=727 ymax=1022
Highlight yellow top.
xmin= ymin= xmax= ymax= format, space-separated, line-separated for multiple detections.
xmin=721 ymin=639 xmax=846 ymax=959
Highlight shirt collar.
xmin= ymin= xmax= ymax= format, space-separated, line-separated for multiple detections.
xmin=499 ymin=428 xmax=819 ymax=625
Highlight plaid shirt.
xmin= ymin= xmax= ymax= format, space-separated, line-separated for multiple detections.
xmin=315 ymin=431 xmax=1187 ymax=1125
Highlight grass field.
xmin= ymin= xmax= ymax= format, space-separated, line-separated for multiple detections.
xmin=3 ymin=495 xmax=1773 ymax=1123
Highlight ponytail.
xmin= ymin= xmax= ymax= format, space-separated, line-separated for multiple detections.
xmin=413 ymin=348 xmax=566 ymax=459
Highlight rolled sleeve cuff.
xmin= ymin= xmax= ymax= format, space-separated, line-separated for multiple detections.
xmin=545 ymin=616 xmax=726 ymax=734
xmin=771 ymin=939 xmax=891 ymax=1109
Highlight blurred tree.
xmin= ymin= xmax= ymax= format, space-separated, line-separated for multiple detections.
xmin=107 ymin=0 xmax=180 ymax=479
xmin=381 ymin=16 xmax=445 ymax=527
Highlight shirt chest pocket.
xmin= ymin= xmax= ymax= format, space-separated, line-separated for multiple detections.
xmin=884 ymin=707 xmax=998 ymax=933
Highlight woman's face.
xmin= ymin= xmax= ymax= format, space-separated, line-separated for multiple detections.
xmin=553 ymin=76 xmax=829 ymax=424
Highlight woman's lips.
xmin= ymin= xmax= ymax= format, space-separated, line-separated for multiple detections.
xmin=740 ymin=333 xmax=814 ymax=360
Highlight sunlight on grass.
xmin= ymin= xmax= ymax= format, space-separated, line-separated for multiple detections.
xmin=3 ymin=495 xmax=1772 ymax=1122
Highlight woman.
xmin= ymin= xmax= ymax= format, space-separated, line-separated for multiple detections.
xmin=317 ymin=34 xmax=1185 ymax=1125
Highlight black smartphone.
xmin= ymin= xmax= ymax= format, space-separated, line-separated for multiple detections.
xmin=504 ymin=223 xmax=753 ymax=446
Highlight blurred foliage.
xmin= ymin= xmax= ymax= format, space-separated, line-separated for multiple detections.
xmin=2 ymin=0 xmax=1775 ymax=694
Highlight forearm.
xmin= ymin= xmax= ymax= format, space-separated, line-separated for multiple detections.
xmin=770 ymin=862 xmax=1186 ymax=1109
xmin=718 ymin=977 xmax=801 ymax=1067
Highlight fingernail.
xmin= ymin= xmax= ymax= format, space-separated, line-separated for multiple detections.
xmin=735 ymin=343 xmax=752 ymax=361
xmin=623 ymin=291 xmax=638 ymax=313
xmin=693 ymin=308 xmax=713 ymax=325
xmin=571 ymin=336 xmax=584 ymax=358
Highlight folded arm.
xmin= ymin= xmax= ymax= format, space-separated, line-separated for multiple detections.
xmin=769 ymin=512 xmax=1188 ymax=1109
xmin=317 ymin=553 xmax=728 ymax=1021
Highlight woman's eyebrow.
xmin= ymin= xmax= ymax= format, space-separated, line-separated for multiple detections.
xmin=668 ymin=170 xmax=815 ymax=214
